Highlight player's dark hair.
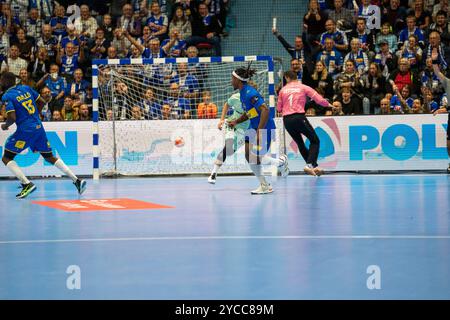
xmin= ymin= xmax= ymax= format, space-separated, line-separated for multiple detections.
xmin=234 ymin=62 xmax=256 ymax=81
xmin=284 ymin=70 xmax=298 ymax=81
xmin=0 ymin=72 xmax=17 ymax=92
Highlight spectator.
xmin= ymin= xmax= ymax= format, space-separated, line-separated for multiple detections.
xmin=138 ymin=25 xmax=153 ymax=45
xmin=61 ymin=96 xmax=79 ymax=121
xmin=375 ymin=22 xmax=398 ymax=53
xmin=52 ymin=109 xmax=63 ymax=121
xmin=187 ymin=1 xmax=222 ymax=56
xmin=329 ymin=100 xmax=344 ymax=116
xmin=65 ymin=68 xmax=89 ymax=98
xmin=408 ymin=0 xmax=431 ymax=30
xmin=161 ymin=103 xmax=177 ymax=120
xmin=30 ymin=0 xmax=54 ymax=23
xmin=362 ymin=62 xmax=386 ymax=114
xmin=125 ymin=30 xmax=174 ymax=58
xmin=306 ymin=106 xmax=316 ymax=116
xmin=409 ymin=98 xmax=425 ymax=114
xmin=50 ymin=5 xmax=68 ymax=39
xmin=316 ymin=37 xmax=343 ymax=77
xmin=145 ymin=1 xmax=168 ymax=41
xmin=358 ymin=0 xmax=377 ymax=22
xmin=111 ymin=28 xmax=132 ymax=58
xmin=168 ymin=5 xmax=192 ymax=41
xmin=272 ymin=28 xmax=314 ymax=73
xmin=421 ymin=57 xmax=445 ymax=98
xmin=113 ymin=81 xmax=130 ymax=120
xmin=89 ymin=28 xmax=110 ymax=59
xmin=74 ymin=4 xmax=98 ymax=42
xmin=428 ymin=10 xmax=450 ymax=42
xmin=347 ymin=17 xmax=375 ymax=54
xmin=373 ymin=39 xmax=398 ymax=78
xmin=13 ymin=28 xmax=33 ymax=62
xmin=100 ymin=14 xmax=114 ymax=42
xmin=303 ymin=0 xmax=327 ymax=43
xmin=107 ymin=46 xmax=119 ymax=59
xmin=141 ymin=88 xmax=162 ymax=119
xmin=18 ymin=68 xmax=35 ymax=88
xmin=130 ymin=105 xmax=144 ymax=120
xmin=163 ymin=82 xmax=191 ymax=119
xmin=379 ymin=98 xmax=391 ymax=114
xmin=40 ymin=86 xmax=59 ymax=121
xmin=433 ymin=0 xmax=449 ymax=17
xmin=398 ymin=15 xmax=425 ymax=49
xmin=0 ymin=45 xmax=28 ymax=77
xmin=397 ymin=35 xmax=423 ymax=72
xmin=0 ymin=3 xmax=21 ymax=35
xmin=117 ymin=3 xmax=141 ymax=37
xmin=61 ymin=24 xmax=82 ymax=53
xmin=161 ymin=29 xmax=186 ymax=57
xmin=337 ymin=87 xmax=362 ymax=115
xmin=334 ymin=59 xmax=364 ymax=102
xmin=28 ymin=47 xmax=51 ymax=82
xmin=422 ymin=86 xmax=440 ymax=112
xmin=319 ymin=19 xmax=348 ymax=53
xmin=344 ymin=38 xmax=369 ymax=75
xmin=106 ymin=108 xmax=114 ymax=121
xmin=25 ymin=8 xmax=43 ymax=40
xmin=78 ymin=104 xmax=91 ymax=120
xmin=170 ymin=62 xmax=200 ymax=101
xmin=10 ymin=0 xmax=29 ymax=26
xmin=388 ymin=58 xmax=419 ymax=95
xmin=186 ymin=45 xmax=207 ymax=89
xmin=36 ymin=24 xmax=58 ymax=63
xmin=0 ymin=25 xmax=9 ymax=65
xmin=327 ymin=0 xmax=356 ymax=30
xmin=56 ymin=41 xmax=85 ymax=81
xmin=303 ymin=59 xmax=334 ymax=100
xmin=381 ymin=0 xmax=407 ymax=33
xmin=38 ymin=63 xmax=66 ymax=103
xmin=424 ymin=31 xmax=448 ymax=71
xmin=197 ymin=90 xmax=218 ymax=119
xmin=390 ymin=83 xmax=414 ymax=113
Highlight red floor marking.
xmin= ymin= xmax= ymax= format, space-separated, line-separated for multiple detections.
xmin=32 ymin=198 xmax=174 ymax=212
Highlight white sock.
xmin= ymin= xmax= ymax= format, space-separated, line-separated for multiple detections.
xmin=260 ymin=155 xmax=282 ymax=167
xmin=249 ymin=163 xmax=267 ymax=185
xmin=54 ymin=159 xmax=78 ymax=182
xmin=212 ymin=164 xmax=221 ymax=174
xmin=6 ymin=161 xmax=30 ymax=185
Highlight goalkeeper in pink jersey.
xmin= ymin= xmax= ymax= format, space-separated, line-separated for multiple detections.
xmin=277 ymin=71 xmax=333 ymax=176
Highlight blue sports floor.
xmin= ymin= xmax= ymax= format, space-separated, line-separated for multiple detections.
xmin=0 ymin=174 xmax=449 ymax=299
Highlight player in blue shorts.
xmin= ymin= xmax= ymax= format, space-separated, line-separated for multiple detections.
xmin=228 ymin=65 xmax=289 ymax=194
xmin=1 ymin=72 xmax=87 ymax=199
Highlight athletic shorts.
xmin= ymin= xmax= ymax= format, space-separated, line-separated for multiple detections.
xmin=4 ymin=126 xmax=52 ymax=154
xmin=245 ymin=128 xmax=275 ymax=156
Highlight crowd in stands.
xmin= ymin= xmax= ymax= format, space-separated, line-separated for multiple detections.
xmin=274 ymin=0 xmax=450 ymax=116
xmin=1 ymin=0 xmax=448 ymax=122
xmin=0 ymin=0 xmax=230 ymax=122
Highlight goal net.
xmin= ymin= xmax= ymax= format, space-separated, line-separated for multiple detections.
xmin=92 ymin=56 xmax=283 ymax=178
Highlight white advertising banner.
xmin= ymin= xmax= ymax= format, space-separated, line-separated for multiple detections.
xmin=0 ymin=114 xmax=448 ymax=178
xmin=0 ymin=122 xmax=92 ymax=177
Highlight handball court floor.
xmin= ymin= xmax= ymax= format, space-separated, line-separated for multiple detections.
xmin=0 ymin=174 xmax=449 ymax=299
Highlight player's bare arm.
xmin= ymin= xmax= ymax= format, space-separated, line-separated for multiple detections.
xmin=1 ymin=110 xmax=15 ymax=130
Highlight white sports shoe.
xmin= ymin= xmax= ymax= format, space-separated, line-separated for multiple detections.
xmin=208 ymin=173 xmax=217 ymax=184
xmin=278 ymin=154 xmax=289 ymax=178
xmin=251 ymin=183 xmax=273 ymax=195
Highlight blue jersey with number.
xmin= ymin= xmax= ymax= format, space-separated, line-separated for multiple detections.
xmin=240 ymin=83 xmax=275 ymax=130
xmin=2 ymin=85 xmax=41 ymax=131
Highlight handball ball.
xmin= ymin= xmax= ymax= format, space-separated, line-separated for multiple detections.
xmin=174 ymin=137 xmax=185 ymax=147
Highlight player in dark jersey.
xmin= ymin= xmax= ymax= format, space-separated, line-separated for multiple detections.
xmin=228 ymin=65 xmax=288 ymax=194
xmin=1 ymin=72 xmax=86 ymax=199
